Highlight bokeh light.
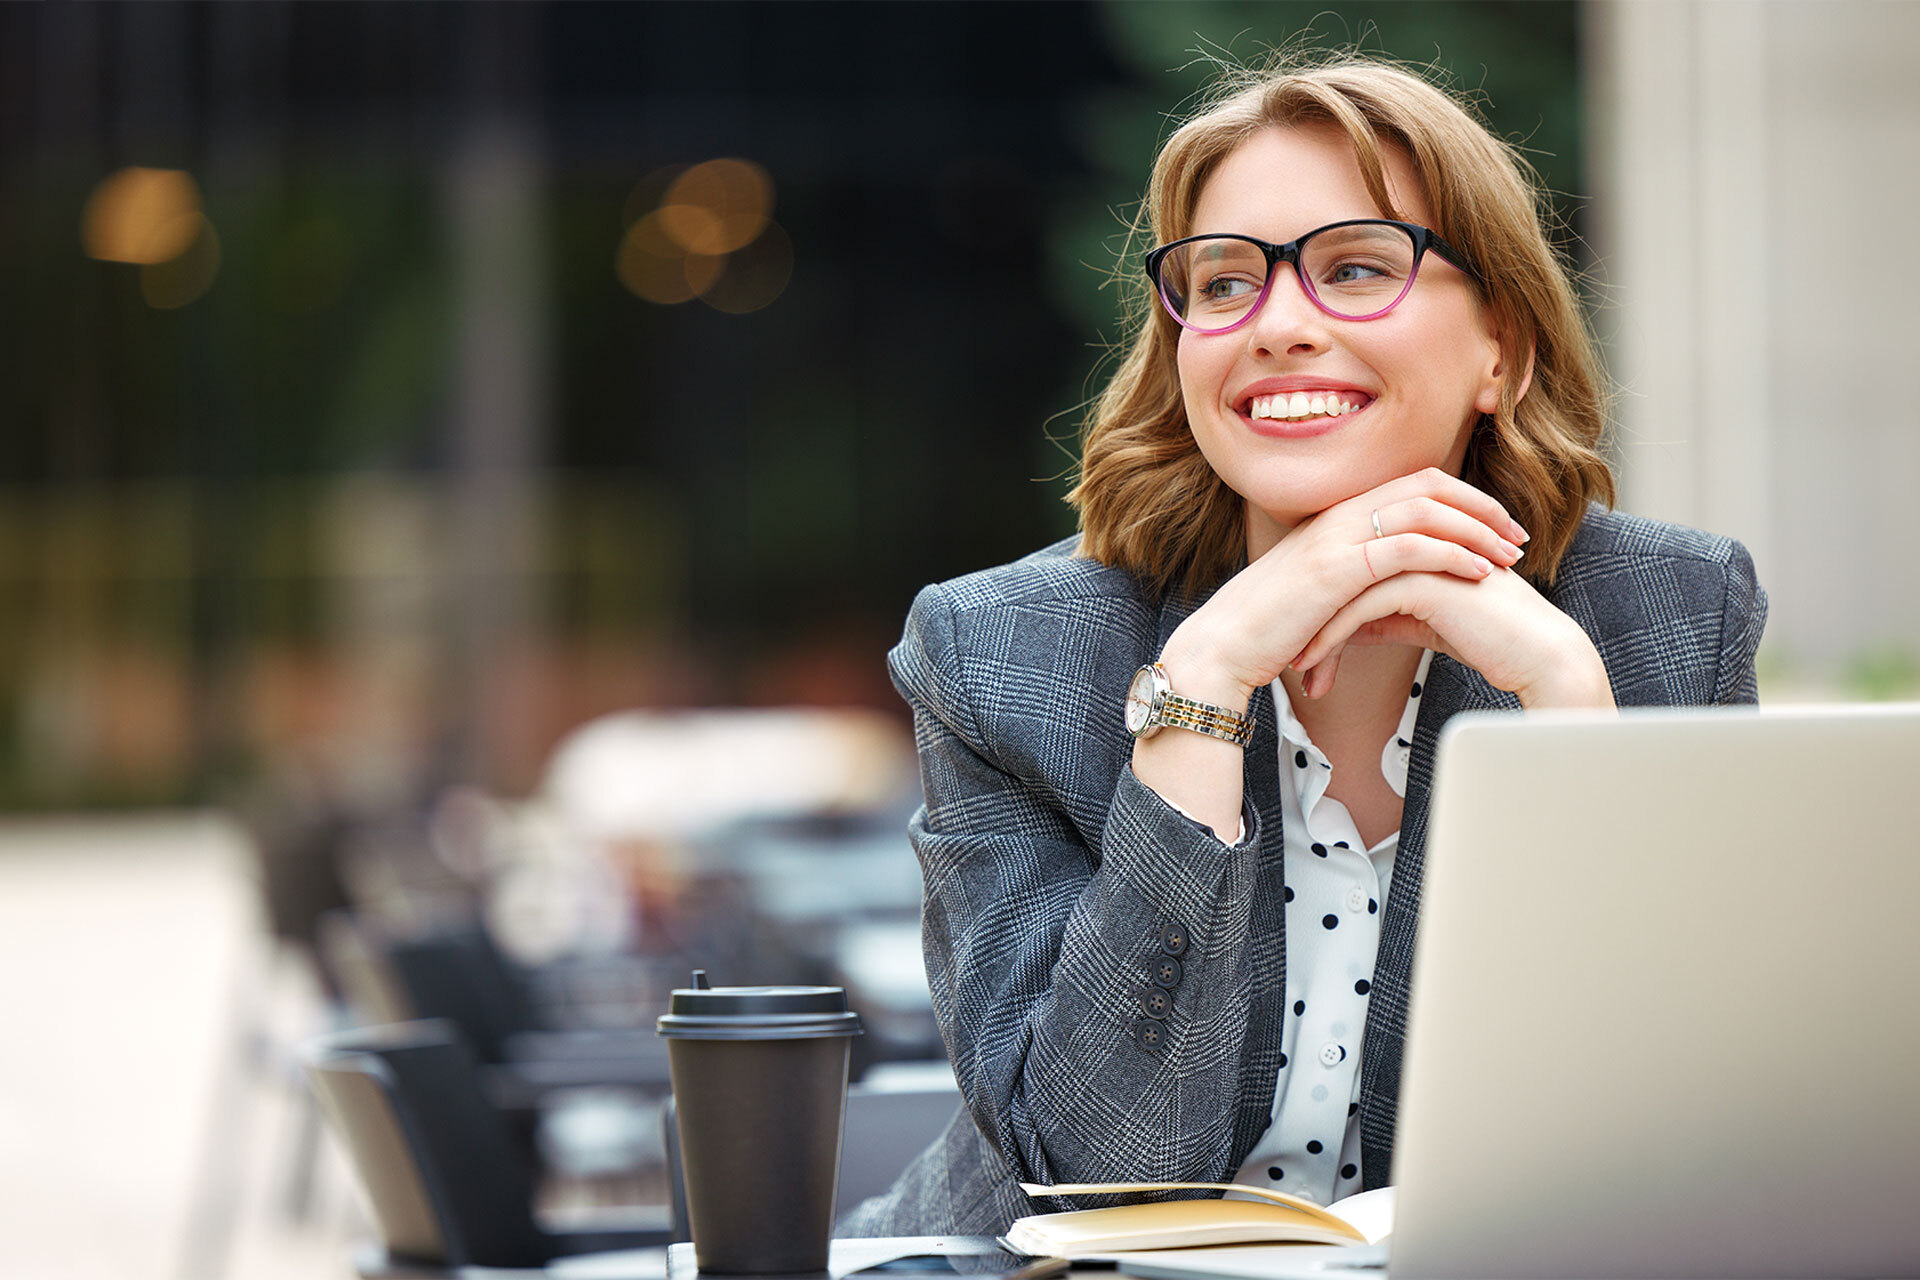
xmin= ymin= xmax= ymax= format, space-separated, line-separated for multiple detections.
xmin=700 ymin=222 xmax=794 ymax=315
xmin=140 ymin=217 xmax=222 ymax=309
xmin=616 ymin=158 xmax=788 ymax=313
xmin=619 ymin=164 xmax=684 ymax=234
xmin=658 ymin=158 xmax=772 ymax=256
xmin=82 ymin=167 xmax=205 ymax=265
xmin=616 ymin=210 xmax=723 ymax=304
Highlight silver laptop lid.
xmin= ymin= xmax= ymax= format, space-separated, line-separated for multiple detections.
xmin=1392 ymin=704 xmax=1920 ymax=1279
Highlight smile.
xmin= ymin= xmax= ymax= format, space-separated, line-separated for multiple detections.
xmin=1247 ymin=391 xmax=1372 ymax=422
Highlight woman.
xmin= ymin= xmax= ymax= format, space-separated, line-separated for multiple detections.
xmin=842 ymin=55 xmax=1765 ymax=1237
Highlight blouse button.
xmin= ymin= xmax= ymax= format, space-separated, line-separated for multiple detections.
xmin=1318 ymin=1042 xmax=1346 ymax=1067
xmin=1345 ymin=887 xmax=1368 ymax=913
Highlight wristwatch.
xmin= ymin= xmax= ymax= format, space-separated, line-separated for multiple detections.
xmin=1124 ymin=662 xmax=1255 ymax=748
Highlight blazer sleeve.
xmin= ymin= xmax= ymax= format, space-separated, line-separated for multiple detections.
xmin=888 ymin=581 xmax=1265 ymax=1196
xmin=1712 ymin=540 xmax=1768 ymax=705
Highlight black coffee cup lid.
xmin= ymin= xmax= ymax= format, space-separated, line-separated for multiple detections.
xmin=657 ymin=972 xmax=863 ymax=1040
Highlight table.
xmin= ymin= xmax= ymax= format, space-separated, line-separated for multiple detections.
xmin=663 ymin=1238 xmax=1019 ymax=1280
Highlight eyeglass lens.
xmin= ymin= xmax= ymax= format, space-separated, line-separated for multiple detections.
xmin=1157 ymin=224 xmax=1421 ymax=329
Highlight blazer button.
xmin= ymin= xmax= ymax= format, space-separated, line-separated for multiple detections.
xmin=1152 ymin=956 xmax=1184 ymax=989
xmin=1160 ymin=922 xmax=1190 ymax=957
xmin=1132 ymin=1018 xmax=1166 ymax=1049
xmin=1138 ymin=987 xmax=1171 ymax=1019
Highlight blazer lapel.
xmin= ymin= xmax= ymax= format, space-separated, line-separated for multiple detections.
xmin=1356 ymin=653 xmax=1518 ymax=1188
xmin=1234 ymin=677 xmax=1288 ymax=1166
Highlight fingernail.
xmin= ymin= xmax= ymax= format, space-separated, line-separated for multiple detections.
xmin=1472 ymin=554 xmax=1493 ymax=575
xmin=1501 ymin=539 xmax=1524 ymax=561
xmin=1509 ymin=518 xmax=1530 ymax=544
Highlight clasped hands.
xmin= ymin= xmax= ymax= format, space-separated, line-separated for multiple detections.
xmin=1164 ymin=469 xmax=1615 ymax=712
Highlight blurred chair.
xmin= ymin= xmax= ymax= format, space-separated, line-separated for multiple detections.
xmin=326 ymin=902 xmax=682 ymax=1206
xmin=660 ymin=1063 xmax=962 ymax=1242
xmin=305 ymin=1020 xmax=671 ymax=1277
xmin=336 ymin=913 xmax=674 ymax=1110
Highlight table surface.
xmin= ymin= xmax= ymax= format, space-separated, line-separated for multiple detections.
xmin=412 ymin=1235 xmax=1369 ymax=1280
xmin=662 ymin=1237 xmax=1020 ymax=1280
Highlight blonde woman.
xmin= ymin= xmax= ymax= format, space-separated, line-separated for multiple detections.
xmin=844 ymin=55 xmax=1765 ymax=1237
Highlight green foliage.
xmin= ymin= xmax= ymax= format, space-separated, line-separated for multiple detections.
xmin=321 ymin=268 xmax=450 ymax=467
xmin=1841 ymin=645 xmax=1920 ymax=703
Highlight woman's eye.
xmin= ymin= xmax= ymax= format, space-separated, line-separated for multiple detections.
xmin=1326 ymin=260 xmax=1391 ymax=285
xmin=1197 ymin=274 xmax=1260 ymax=301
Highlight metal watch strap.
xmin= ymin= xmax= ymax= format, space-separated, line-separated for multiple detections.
xmin=1157 ymin=691 xmax=1255 ymax=747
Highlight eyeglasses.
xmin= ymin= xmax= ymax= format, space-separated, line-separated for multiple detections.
xmin=1143 ymin=219 xmax=1478 ymax=333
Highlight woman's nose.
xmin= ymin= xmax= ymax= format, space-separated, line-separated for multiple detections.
xmin=1245 ymin=264 xmax=1329 ymax=354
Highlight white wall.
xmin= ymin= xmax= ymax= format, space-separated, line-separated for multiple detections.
xmin=1585 ymin=0 xmax=1920 ymax=684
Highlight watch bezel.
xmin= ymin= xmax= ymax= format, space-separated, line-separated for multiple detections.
xmin=1126 ymin=663 xmax=1169 ymax=738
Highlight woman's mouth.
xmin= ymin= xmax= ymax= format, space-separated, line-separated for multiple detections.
xmin=1237 ymin=389 xmax=1374 ymax=437
xmin=1246 ymin=390 xmax=1372 ymax=422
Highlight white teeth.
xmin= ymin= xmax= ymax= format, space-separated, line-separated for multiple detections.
xmin=1249 ymin=392 xmax=1367 ymax=420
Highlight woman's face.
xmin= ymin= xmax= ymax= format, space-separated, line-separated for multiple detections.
xmin=1176 ymin=124 xmax=1511 ymax=550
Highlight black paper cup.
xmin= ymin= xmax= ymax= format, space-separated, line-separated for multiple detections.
xmin=659 ymin=975 xmax=862 ymax=1274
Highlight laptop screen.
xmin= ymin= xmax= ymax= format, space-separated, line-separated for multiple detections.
xmin=1391 ymin=704 xmax=1920 ymax=1279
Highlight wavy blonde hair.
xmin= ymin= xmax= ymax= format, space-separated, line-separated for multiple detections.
xmin=1068 ymin=55 xmax=1614 ymax=599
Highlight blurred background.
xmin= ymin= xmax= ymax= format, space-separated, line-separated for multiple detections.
xmin=2 ymin=2 xmax=1914 ymax=1278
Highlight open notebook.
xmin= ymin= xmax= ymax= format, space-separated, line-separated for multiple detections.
xmin=1005 ymin=1180 xmax=1393 ymax=1254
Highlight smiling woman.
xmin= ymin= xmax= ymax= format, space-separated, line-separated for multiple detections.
xmin=843 ymin=53 xmax=1768 ymax=1239
xmin=1082 ymin=62 xmax=1614 ymax=600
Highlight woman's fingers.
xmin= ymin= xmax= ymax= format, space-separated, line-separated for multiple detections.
xmin=1350 ymin=614 xmax=1443 ymax=650
xmin=1359 ymin=532 xmax=1496 ymax=586
xmin=1205 ymin=470 xmax=1529 ymax=695
xmin=1293 ymin=575 xmax=1445 ymax=673
xmin=1363 ymin=467 xmax=1529 ymax=549
xmin=1373 ymin=494 xmax=1526 ymax=567
xmin=1302 ymin=645 xmax=1341 ymax=698
xmin=1297 ymin=617 xmax=1445 ymax=698
xmin=1296 ymin=566 xmax=1613 ymax=710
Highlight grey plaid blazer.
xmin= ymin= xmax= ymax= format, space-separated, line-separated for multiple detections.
xmin=839 ymin=505 xmax=1766 ymax=1237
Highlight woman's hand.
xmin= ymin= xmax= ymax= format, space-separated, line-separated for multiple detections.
xmin=1159 ymin=467 xmax=1529 ymax=705
xmin=1137 ymin=468 xmax=1537 ymax=840
xmin=1291 ymin=564 xmax=1615 ymax=710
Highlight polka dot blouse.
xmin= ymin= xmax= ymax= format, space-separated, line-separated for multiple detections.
xmin=1226 ymin=650 xmax=1433 ymax=1207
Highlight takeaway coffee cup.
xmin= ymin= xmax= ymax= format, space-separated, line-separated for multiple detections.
xmin=658 ymin=972 xmax=862 ymax=1273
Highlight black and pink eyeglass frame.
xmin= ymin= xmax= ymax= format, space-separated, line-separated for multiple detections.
xmin=1142 ymin=218 xmax=1482 ymax=334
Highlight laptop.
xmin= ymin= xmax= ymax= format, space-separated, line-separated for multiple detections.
xmin=1121 ymin=703 xmax=1920 ymax=1280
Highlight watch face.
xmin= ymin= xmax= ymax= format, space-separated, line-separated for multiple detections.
xmin=1125 ymin=666 xmax=1158 ymax=736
